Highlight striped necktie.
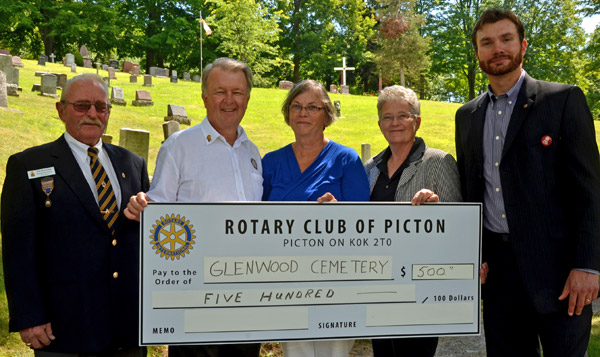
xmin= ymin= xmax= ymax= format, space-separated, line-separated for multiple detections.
xmin=88 ymin=147 xmax=119 ymax=234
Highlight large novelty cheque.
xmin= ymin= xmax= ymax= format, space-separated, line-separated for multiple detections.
xmin=140 ymin=202 xmax=482 ymax=345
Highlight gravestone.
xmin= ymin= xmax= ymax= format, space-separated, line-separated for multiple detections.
xmin=183 ymin=72 xmax=190 ymax=81
xmin=12 ymin=56 xmax=24 ymax=67
xmin=32 ymin=84 xmax=41 ymax=92
xmin=132 ymin=90 xmax=154 ymax=106
xmin=0 ymin=49 xmax=10 ymax=55
xmin=150 ymin=66 xmax=168 ymax=77
xmin=102 ymin=134 xmax=113 ymax=144
xmin=40 ymin=74 xmax=59 ymax=98
xmin=122 ymin=61 xmax=135 ymax=73
xmin=79 ymin=45 xmax=89 ymax=58
xmin=130 ymin=75 xmax=137 ymax=83
xmin=192 ymin=75 xmax=201 ymax=82
xmin=95 ymin=62 xmax=102 ymax=75
xmin=279 ymin=81 xmax=294 ymax=90
xmin=108 ymin=67 xmax=117 ymax=79
xmin=143 ymin=74 xmax=153 ymax=87
xmin=131 ymin=64 xmax=140 ymax=76
xmin=55 ymin=73 xmax=67 ymax=89
xmin=340 ymin=85 xmax=350 ymax=95
xmin=0 ymin=54 xmax=19 ymax=86
xmin=329 ymin=84 xmax=338 ymax=94
xmin=83 ymin=59 xmax=92 ymax=68
xmin=108 ymin=59 xmax=119 ymax=69
xmin=6 ymin=84 xmax=18 ymax=97
xmin=111 ymin=87 xmax=127 ymax=106
xmin=102 ymin=64 xmax=108 ymax=71
xmin=65 ymin=53 xmax=75 ymax=65
xmin=163 ymin=120 xmax=181 ymax=140
xmin=361 ymin=143 xmax=371 ymax=163
xmin=334 ymin=100 xmax=341 ymax=117
xmin=102 ymin=77 xmax=110 ymax=88
xmin=35 ymin=71 xmax=47 ymax=77
xmin=119 ymin=128 xmax=150 ymax=162
xmin=49 ymin=53 xmax=56 ymax=63
xmin=38 ymin=55 xmax=47 ymax=66
xmin=0 ymin=71 xmax=7 ymax=108
xmin=164 ymin=104 xmax=190 ymax=125
xmin=170 ymin=70 xmax=178 ymax=83
xmin=71 ymin=63 xmax=77 ymax=73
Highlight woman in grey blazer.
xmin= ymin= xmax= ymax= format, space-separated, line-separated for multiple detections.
xmin=364 ymin=85 xmax=461 ymax=357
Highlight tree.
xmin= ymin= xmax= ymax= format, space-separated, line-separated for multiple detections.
xmin=208 ymin=0 xmax=283 ymax=87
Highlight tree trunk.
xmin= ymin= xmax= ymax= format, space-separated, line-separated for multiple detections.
xmin=467 ymin=62 xmax=476 ymax=100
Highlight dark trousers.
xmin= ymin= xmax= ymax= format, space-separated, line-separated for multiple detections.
xmin=168 ymin=343 xmax=261 ymax=357
xmin=482 ymin=230 xmax=591 ymax=357
xmin=34 ymin=347 xmax=146 ymax=357
xmin=372 ymin=337 xmax=438 ymax=357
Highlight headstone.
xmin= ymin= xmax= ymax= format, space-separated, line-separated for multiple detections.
xmin=132 ymin=90 xmax=154 ymax=106
xmin=130 ymin=75 xmax=137 ymax=83
xmin=38 ymin=55 xmax=47 ymax=66
xmin=49 ymin=53 xmax=56 ymax=63
xmin=164 ymin=104 xmax=190 ymax=125
xmin=183 ymin=72 xmax=190 ymax=81
xmin=170 ymin=70 xmax=178 ymax=83
xmin=119 ymin=128 xmax=150 ymax=162
xmin=83 ymin=59 xmax=92 ymax=68
xmin=95 ymin=62 xmax=102 ymax=75
xmin=32 ymin=84 xmax=41 ymax=92
xmin=329 ymin=84 xmax=338 ymax=94
xmin=0 ymin=54 xmax=19 ymax=86
xmin=0 ymin=49 xmax=10 ymax=55
xmin=122 ymin=61 xmax=134 ymax=73
xmin=334 ymin=100 xmax=341 ymax=117
xmin=79 ymin=45 xmax=89 ymax=58
xmin=192 ymin=75 xmax=201 ymax=82
xmin=111 ymin=87 xmax=127 ymax=106
xmin=65 ymin=53 xmax=75 ymax=65
xmin=102 ymin=134 xmax=113 ymax=144
xmin=334 ymin=57 xmax=355 ymax=87
xmin=108 ymin=59 xmax=119 ymax=69
xmin=163 ymin=120 xmax=181 ymax=140
xmin=361 ymin=143 xmax=371 ymax=163
xmin=6 ymin=84 xmax=18 ymax=97
xmin=71 ymin=63 xmax=77 ymax=73
xmin=340 ymin=85 xmax=350 ymax=95
xmin=12 ymin=56 xmax=24 ymax=67
xmin=0 ymin=71 xmax=7 ymax=108
xmin=143 ymin=74 xmax=153 ymax=87
xmin=108 ymin=67 xmax=117 ymax=79
xmin=131 ymin=64 xmax=140 ymax=76
xmin=279 ymin=80 xmax=293 ymax=90
xmin=102 ymin=77 xmax=110 ymax=88
xmin=56 ymin=73 xmax=67 ymax=89
xmin=40 ymin=74 xmax=59 ymax=98
xmin=102 ymin=64 xmax=108 ymax=71
xmin=35 ymin=71 xmax=46 ymax=77
xmin=150 ymin=66 xmax=168 ymax=77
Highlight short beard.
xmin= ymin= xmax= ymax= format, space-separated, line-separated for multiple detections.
xmin=479 ymin=48 xmax=523 ymax=76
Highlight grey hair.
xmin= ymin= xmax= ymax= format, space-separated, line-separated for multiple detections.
xmin=202 ymin=57 xmax=253 ymax=96
xmin=377 ymin=85 xmax=420 ymax=120
xmin=60 ymin=73 xmax=108 ymax=103
xmin=281 ymin=80 xmax=336 ymax=129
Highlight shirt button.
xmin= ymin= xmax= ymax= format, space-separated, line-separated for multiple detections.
xmin=495 ymin=136 xmax=500 ymax=140
xmin=508 ymin=101 xmax=513 ymax=105
xmin=112 ymin=239 xmax=117 ymax=246
xmin=501 ymin=214 xmax=506 ymax=219
xmin=495 ymin=162 xmax=499 ymax=167
xmin=498 ymin=110 xmax=502 ymax=115
xmin=495 ymin=187 xmax=500 ymax=192
xmin=113 ymin=272 xmax=119 ymax=279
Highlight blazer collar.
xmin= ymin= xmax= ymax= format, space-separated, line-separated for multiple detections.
xmin=502 ymin=73 xmax=536 ymax=158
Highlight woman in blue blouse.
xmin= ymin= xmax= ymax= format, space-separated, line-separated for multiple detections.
xmin=262 ymin=80 xmax=370 ymax=356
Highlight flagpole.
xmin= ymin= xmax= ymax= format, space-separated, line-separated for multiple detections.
xmin=200 ymin=10 xmax=203 ymax=79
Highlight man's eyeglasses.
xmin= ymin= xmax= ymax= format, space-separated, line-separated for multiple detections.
xmin=381 ymin=112 xmax=416 ymax=122
xmin=290 ymin=104 xmax=323 ymax=114
xmin=62 ymin=101 xmax=112 ymax=114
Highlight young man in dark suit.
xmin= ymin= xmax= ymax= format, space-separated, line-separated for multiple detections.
xmin=455 ymin=8 xmax=600 ymax=356
xmin=2 ymin=74 xmax=149 ymax=356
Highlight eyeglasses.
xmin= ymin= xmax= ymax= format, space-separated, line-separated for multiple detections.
xmin=380 ymin=112 xmax=416 ymax=122
xmin=290 ymin=104 xmax=323 ymax=114
xmin=62 ymin=101 xmax=112 ymax=114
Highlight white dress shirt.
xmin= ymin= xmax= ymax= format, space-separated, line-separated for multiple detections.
xmin=147 ymin=117 xmax=263 ymax=202
xmin=64 ymin=131 xmax=122 ymax=208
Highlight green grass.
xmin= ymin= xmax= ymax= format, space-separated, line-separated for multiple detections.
xmin=0 ymin=59 xmax=599 ymax=355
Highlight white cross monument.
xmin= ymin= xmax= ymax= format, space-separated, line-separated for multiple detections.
xmin=334 ymin=57 xmax=355 ymax=94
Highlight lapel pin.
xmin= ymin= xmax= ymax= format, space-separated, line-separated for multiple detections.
xmin=207 ymin=135 xmax=212 ymax=142
xmin=541 ymin=135 xmax=552 ymax=147
xmin=41 ymin=177 xmax=54 ymax=207
xmin=121 ymin=172 xmax=126 ymax=178
xmin=523 ymin=104 xmax=529 ymax=108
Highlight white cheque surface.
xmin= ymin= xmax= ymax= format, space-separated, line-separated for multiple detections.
xmin=140 ymin=202 xmax=481 ymax=345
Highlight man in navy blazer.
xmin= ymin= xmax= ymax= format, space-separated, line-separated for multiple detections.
xmin=1 ymin=74 xmax=149 ymax=355
xmin=455 ymin=8 xmax=600 ymax=356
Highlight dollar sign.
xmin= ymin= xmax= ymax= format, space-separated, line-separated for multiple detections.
xmin=401 ymin=266 xmax=406 ymax=278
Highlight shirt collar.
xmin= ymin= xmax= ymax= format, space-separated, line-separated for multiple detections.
xmin=199 ymin=117 xmax=248 ymax=147
xmin=486 ymin=69 xmax=526 ymax=103
xmin=64 ymin=131 xmax=103 ymax=162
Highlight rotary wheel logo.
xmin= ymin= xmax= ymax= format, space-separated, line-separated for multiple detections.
xmin=150 ymin=214 xmax=196 ymax=260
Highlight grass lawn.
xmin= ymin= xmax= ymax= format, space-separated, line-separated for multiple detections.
xmin=0 ymin=59 xmax=599 ymax=355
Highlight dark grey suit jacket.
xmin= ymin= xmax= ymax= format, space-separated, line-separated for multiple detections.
xmin=455 ymin=74 xmax=600 ymax=314
xmin=1 ymin=135 xmax=149 ymax=353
